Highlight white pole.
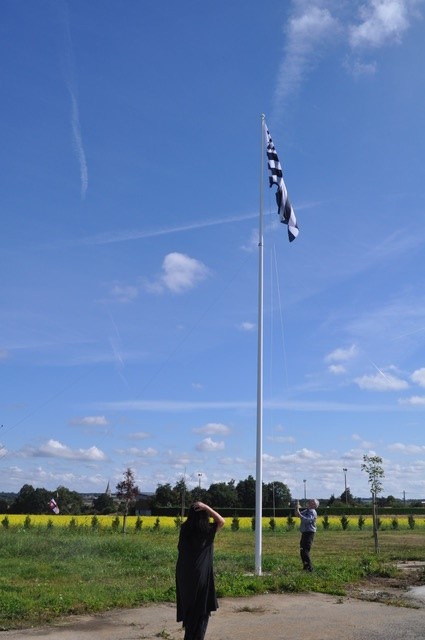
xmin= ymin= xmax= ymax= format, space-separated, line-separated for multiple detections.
xmin=255 ymin=115 xmax=265 ymax=575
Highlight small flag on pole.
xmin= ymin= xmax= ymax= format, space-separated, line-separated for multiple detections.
xmin=264 ymin=123 xmax=299 ymax=242
xmin=49 ymin=498 xmax=60 ymax=515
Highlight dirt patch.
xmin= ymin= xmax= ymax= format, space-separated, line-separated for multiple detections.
xmin=347 ymin=560 xmax=425 ymax=607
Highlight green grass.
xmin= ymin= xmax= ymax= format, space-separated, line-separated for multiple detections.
xmin=0 ymin=526 xmax=424 ymax=630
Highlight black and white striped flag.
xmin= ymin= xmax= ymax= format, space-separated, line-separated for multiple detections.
xmin=264 ymin=123 xmax=298 ymax=242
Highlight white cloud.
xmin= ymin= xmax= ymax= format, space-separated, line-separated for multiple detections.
xmin=116 ymin=446 xmax=157 ymax=457
xmin=196 ymin=437 xmax=225 ymax=452
xmin=349 ymin=0 xmax=413 ymax=49
xmin=398 ymin=395 xmax=425 ymax=405
xmin=296 ymin=447 xmax=322 ymax=460
xmin=411 ymin=367 xmax=425 ymax=387
xmin=267 ymin=425 xmax=296 ymax=444
xmin=352 ymin=434 xmax=374 ymax=448
xmin=275 ymin=1 xmax=422 ymax=111
xmin=193 ymin=423 xmax=230 ymax=436
xmin=241 ymin=229 xmax=259 ymax=252
xmin=145 ymin=252 xmax=211 ymax=294
xmin=326 ymin=344 xmax=357 ymax=374
xmin=25 ymin=439 xmax=106 ymax=461
xmin=280 ymin=447 xmax=322 ymax=464
xmin=355 ymin=371 xmax=408 ymax=391
xmin=344 ymin=57 xmax=378 ymax=76
xmin=127 ymin=431 xmax=150 ymax=440
xmin=328 ymin=364 xmax=346 ymax=375
xmin=238 ymin=322 xmax=256 ymax=332
xmin=109 ymin=282 xmax=139 ymax=303
xmin=388 ymin=442 xmax=425 ymax=454
xmin=275 ymin=3 xmax=340 ymax=109
xmin=325 ymin=344 xmax=358 ymax=363
xmin=70 ymin=416 xmax=109 ymax=426
xmin=267 ymin=434 xmax=296 ymax=444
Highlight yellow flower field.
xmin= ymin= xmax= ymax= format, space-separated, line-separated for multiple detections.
xmin=1 ymin=513 xmax=425 ymax=530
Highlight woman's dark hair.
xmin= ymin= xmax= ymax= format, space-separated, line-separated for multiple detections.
xmin=184 ymin=504 xmax=210 ymax=535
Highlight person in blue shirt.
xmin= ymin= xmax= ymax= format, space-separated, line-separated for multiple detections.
xmin=295 ymin=498 xmax=319 ymax=572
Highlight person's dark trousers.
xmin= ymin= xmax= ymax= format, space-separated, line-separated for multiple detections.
xmin=300 ymin=531 xmax=315 ymax=571
xmin=184 ymin=614 xmax=210 ymax=640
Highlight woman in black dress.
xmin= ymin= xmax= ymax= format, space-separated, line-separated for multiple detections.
xmin=176 ymin=501 xmax=225 ymax=640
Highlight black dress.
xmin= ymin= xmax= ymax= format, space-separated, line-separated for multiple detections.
xmin=176 ymin=521 xmax=218 ymax=640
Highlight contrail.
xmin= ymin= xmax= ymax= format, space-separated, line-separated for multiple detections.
xmin=80 ymin=212 xmax=258 ymax=245
xmin=108 ymin=312 xmax=128 ymax=386
xmin=368 ymin=359 xmax=394 ymax=384
xmin=69 ymin=88 xmax=88 ymax=199
xmin=56 ymin=0 xmax=88 ymax=199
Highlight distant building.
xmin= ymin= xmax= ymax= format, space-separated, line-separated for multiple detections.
xmin=135 ymin=492 xmax=154 ymax=516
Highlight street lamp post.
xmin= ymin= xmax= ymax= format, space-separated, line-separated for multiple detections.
xmin=303 ymin=479 xmax=307 ymax=506
xmin=343 ymin=468 xmax=348 ymax=505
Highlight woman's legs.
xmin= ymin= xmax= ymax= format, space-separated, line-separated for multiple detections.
xmin=184 ymin=613 xmax=210 ymax=640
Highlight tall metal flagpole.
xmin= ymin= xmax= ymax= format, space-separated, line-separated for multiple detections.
xmin=255 ymin=114 xmax=265 ymax=576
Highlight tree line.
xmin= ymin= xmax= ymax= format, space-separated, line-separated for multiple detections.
xmin=0 ymin=474 xmax=292 ymax=515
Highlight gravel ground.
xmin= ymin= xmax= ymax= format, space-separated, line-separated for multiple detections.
xmin=1 ymin=591 xmax=424 ymax=640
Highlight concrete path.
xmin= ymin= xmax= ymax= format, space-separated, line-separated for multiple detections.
xmin=1 ymin=592 xmax=424 ymax=640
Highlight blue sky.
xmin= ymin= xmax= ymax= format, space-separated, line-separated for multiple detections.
xmin=1 ymin=0 xmax=425 ymax=501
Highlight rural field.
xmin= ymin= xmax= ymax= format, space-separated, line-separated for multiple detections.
xmin=0 ymin=514 xmax=424 ymax=631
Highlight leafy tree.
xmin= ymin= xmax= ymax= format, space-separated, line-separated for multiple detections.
xmin=236 ymin=475 xmax=256 ymax=508
xmin=56 ymin=486 xmax=84 ymax=514
xmin=10 ymin=485 xmax=50 ymax=514
xmin=263 ymin=481 xmax=291 ymax=509
xmin=340 ymin=487 xmax=354 ymax=505
xmin=190 ymin=487 xmax=209 ymax=504
xmin=207 ymin=480 xmax=238 ymax=508
xmin=383 ymin=494 xmax=398 ymax=507
xmin=116 ymin=468 xmax=140 ymax=533
xmin=153 ymin=483 xmax=176 ymax=507
xmin=361 ymin=454 xmax=384 ymax=553
xmin=9 ymin=484 xmax=35 ymax=513
xmin=93 ymin=492 xmax=115 ymax=514
xmin=173 ymin=478 xmax=191 ymax=516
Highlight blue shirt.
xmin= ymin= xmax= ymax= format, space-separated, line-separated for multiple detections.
xmin=299 ymin=508 xmax=317 ymax=533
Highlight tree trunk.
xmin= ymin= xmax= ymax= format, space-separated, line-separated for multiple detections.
xmin=372 ymin=492 xmax=379 ymax=553
xmin=122 ymin=501 xmax=129 ymax=534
